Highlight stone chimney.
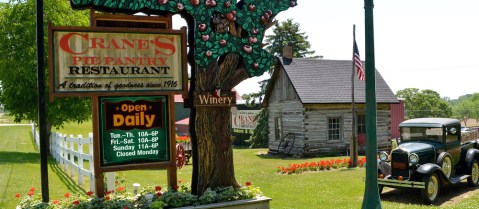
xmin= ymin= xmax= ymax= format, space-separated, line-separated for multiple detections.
xmin=282 ymin=45 xmax=293 ymax=65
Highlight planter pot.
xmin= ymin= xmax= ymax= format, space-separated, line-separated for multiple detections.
xmin=175 ymin=196 xmax=271 ymax=209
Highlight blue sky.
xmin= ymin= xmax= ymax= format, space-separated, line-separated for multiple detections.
xmin=3 ymin=0 xmax=478 ymax=99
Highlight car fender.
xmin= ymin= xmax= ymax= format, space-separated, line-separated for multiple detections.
xmin=417 ymin=163 xmax=449 ymax=183
xmin=465 ymin=149 xmax=479 ymax=170
xmin=417 ymin=163 xmax=441 ymax=174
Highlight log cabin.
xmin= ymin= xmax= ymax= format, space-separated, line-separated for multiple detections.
xmin=264 ymin=48 xmax=401 ymax=157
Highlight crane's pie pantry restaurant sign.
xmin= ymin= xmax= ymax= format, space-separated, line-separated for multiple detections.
xmin=48 ymin=25 xmax=187 ymax=98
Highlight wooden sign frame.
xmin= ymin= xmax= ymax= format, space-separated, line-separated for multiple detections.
xmin=92 ymin=94 xmax=177 ymax=195
xmin=48 ymin=24 xmax=188 ymax=101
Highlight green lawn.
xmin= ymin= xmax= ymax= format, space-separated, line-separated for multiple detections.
xmin=1 ymin=122 xmax=479 ymax=208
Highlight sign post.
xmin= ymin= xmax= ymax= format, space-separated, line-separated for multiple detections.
xmin=48 ymin=19 xmax=187 ymax=197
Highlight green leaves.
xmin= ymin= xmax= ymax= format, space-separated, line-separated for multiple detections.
xmin=70 ymin=0 xmax=298 ymax=77
xmin=396 ymin=88 xmax=452 ymax=119
xmin=0 ymin=0 xmax=91 ymax=129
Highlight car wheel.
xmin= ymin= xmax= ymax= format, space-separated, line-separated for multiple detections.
xmin=421 ymin=173 xmax=440 ymax=205
xmin=467 ymin=160 xmax=479 ymax=187
xmin=437 ymin=153 xmax=452 ymax=179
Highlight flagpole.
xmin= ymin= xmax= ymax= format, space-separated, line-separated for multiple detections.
xmin=350 ymin=24 xmax=358 ymax=167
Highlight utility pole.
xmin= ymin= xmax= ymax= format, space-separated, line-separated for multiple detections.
xmin=361 ymin=0 xmax=382 ymax=208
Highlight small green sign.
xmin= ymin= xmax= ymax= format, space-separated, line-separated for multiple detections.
xmin=99 ymin=96 xmax=169 ymax=166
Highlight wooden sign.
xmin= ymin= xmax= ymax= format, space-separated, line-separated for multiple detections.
xmin=99 ymin=96 xmax=170 ymax=167
xmin=194 ymin=92 xmax=237 ymax=107
xmin=48 ymin=26 xmax=187 ymax=98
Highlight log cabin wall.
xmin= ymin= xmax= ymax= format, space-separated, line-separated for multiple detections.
xmin=303 ymin=104 xmax=392 ymax=156
xmin=267 ymin=68 xmax=305 ymax=156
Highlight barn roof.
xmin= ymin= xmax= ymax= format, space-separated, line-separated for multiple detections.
xmin=264 ymin=58 xmax=398 ymax=105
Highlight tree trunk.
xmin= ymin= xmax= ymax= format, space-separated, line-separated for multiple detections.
xmin=194 ymin=53 xmax=249 ymax=193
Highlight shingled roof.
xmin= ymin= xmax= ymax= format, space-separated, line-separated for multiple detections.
xmin=267 ymin=58 xmax=398 ymax=104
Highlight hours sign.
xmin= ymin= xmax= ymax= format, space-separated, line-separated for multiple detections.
xmin=99 ymin=96 xmax=170 ymax=166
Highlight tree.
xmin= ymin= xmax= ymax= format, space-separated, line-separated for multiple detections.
xmin=452 ymin=93 xmax=479 ymax=126
xmin=0 ymin=0 xmax=91 ymax=135
xmin=246 ymin=19 xmax=315 ymax=148
xmin=265 ymin=18 xmax=316 ymax=58
xmin=244 ymin=78 xmax=269 ymax=148
xmin=396 ymin=88 xmax=452 ymax=119
xmin=70 ymin=0 xmax=297 ymax=194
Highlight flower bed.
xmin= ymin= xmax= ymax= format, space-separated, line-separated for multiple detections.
xmin=16 ymin=182 xmax=262 ymax=209
xmin=276 ymin=157 xmax=366 ymax=174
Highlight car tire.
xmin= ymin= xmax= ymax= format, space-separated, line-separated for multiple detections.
xmin=421 ymin=172 xmax=440 ymax=205
xmin=467 ymin=160 xmax=479 ymax=187
xmin=437 ymin=153 xmax=452 ymax=179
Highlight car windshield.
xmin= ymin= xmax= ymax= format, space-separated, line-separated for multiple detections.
xmin=401 ymin=127 xmax=443 ymax=142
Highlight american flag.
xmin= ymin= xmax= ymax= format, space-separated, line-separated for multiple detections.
xmin=353 ymin=40 xmax=365 ymax=80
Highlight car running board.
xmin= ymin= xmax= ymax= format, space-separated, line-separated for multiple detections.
xmin=449 ymin=175 xmax=470 ymax=184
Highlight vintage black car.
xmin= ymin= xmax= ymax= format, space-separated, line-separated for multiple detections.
xmin=377 ymin=118 xmax=479 ymax=204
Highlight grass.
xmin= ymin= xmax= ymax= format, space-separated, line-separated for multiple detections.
xmin=1 ymin=121 xmax=479 ymax=208
xmin=0 ymin=126 xmax=88 ymax=209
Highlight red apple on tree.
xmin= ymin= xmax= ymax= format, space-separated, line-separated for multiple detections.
xmin=260 ymin=16 xmax=267 ymax=24
xmin=157 ymin=0 xmax=168 ymax=5
xmin=242 ymin=45 xmax=253 ymax=53
xmin=226 ymin=13 xmax=236 ymax=22
xmin=198 ymin=23 xmax=207 ymax=32
xmin=248 ymin=4 xmax=256 ymax=11
xmin=252 ymin=63 xmax=259 ymax=69
xmin=201 ymin=34 xmax=210 ymax=41
xmin=206 ymin=0 xmax=217 ymax=7
xmin=219 ymin=39 xmax=227 ymax=46
xmin=205 ymin=50 xmax=212 ymax=57
xmin=223 ymin=1 xmax=231 ymax=8
xmin=189 ymin=0 xmax=200 ymax=6
xmin=248 ymin=37 xmax=258 ymax=44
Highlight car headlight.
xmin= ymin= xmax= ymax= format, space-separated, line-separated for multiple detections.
xmin=409 ymin=153 xmax=419 ymax=164
xmin=378 ymin=151 xmax=389 ymax=162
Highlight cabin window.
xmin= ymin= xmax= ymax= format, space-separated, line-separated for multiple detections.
xmin=328 ymin=117 xmax=342 ymax=140
xmin=275 ymin=116 xmax=283 ymax=140
xmin=357 ymin=114 xmax=366 ymax=134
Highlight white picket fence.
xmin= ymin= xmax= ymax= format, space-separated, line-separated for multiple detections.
xmin=32 ymin=125 xmax=95 ymax=192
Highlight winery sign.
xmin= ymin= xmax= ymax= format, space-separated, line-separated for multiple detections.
xmin=48 ymin=26 xmax=187 ymax=98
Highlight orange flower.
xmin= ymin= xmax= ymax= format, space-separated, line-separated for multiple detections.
xmin=178 ymin=179 xmax=184 ymax=184
xmin=53 ymin=200 xmax=59 ymax=204
xmin=105 ymin=196 xmax=110 ymax=201
xmin=117 ymin=186 xmax=125 ymax=192
xmin=155 ymin=186 xmax=162 ymax=191
xmin=15 ymin=193 xmax=20 ymax=198
xmin=86 ymin=191 xmax=93 ymax=196
xmin=245 ymin=182 xmax=252 ymax=186
xmin=64 ymin=193 xmax=70 ymax=198
xmin=73 ymin=200 xmax=79 ymax=205
xmin=29 ymin=187 xmax=36 ymax=192
xmin=27 ymin=191 xmax=34 ymax=196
